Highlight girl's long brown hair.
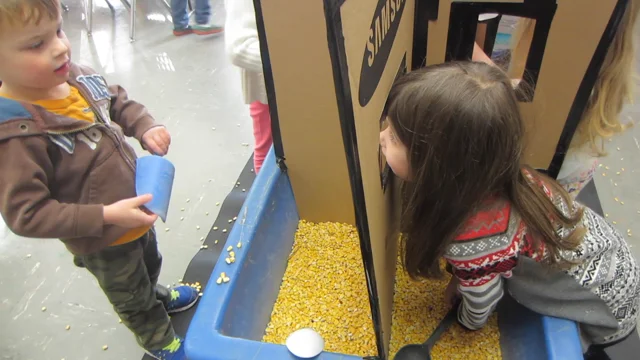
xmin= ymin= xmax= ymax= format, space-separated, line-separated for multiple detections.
xmin=384 ymin=62 xmax=584 ymax=279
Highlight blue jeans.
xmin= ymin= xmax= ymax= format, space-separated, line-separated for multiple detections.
xmin=171 ymin=0 xmax=210 ymax=29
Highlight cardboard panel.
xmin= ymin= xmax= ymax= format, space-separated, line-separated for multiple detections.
xmin=425 ymin=0 xmax=618 ymax=169
xmin=259 ymin=0 xmax=355 ymax=225
xmin=336 ymin=0 xmax=415 ymax=354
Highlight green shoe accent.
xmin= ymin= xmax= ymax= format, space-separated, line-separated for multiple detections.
xmin=192 ymin=24 xmax=224 ymax=35
xmin=162 ymin=337 xmax=181 ymax=352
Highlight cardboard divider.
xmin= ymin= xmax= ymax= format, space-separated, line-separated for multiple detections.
xmin=327 ymin=1 xmax=415 ymax=356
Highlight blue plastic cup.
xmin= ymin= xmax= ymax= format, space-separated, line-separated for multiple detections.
xmin=136 ymin=155 xmax=175 ymax=222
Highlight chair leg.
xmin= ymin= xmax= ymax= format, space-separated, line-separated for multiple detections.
xmin=86 ymin=0 xmax=93 ymax=35
xmin=130 ymin=0 xmax=136 ymax=41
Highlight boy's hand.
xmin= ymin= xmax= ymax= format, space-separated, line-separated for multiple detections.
xmin=104 ymin=194 xmax=158 ymax=228
xmin=142 ymin=127 xmax=171 ymax=156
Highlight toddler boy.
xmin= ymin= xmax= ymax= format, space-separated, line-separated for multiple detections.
xmin=0 ymin=1 xmax=195 ymax=359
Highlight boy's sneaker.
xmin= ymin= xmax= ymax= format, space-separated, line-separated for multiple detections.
xmin=147 ymin=337 xmax=186 ymax=360
xmin=173 ymin=26 xmax=193 ymax=36
xmin=192 ymin=24 xmax=224 ymax=35
xmin=165 ymin=285 xmax=199 ymax=314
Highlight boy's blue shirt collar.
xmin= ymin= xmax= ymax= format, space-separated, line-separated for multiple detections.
xmin=0 ymin=97 xmax=32 ymax=124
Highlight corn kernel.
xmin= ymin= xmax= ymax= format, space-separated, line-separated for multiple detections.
xmin=263 ymin=221 xmax=376 ymax=356
xmin=237 ymin=242 xmax=242 ymax=248
xmin=216 ymin=277 xmax=222 ymax=285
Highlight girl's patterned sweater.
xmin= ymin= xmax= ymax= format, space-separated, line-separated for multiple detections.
xmin=443 ymin=184 xmax=639 ymax=345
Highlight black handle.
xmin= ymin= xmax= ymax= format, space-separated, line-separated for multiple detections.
xmin=423 ymin=303 xmax=459 ymax=349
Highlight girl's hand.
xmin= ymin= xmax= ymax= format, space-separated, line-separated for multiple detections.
xmin=444 ymin=276 xmax=460 ymax=306
xmin=104 ymin=194 xmax=158 ymax=228
xmin=142 ymin=127 xmax=171 ymax=156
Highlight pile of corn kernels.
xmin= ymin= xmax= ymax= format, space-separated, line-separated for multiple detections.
xmin=262 ymin=221 xmax=377 ymax=356
xmin=263 ymin=221 xmax=501 ymax=359
xmin=390 ymin=257 xmax=502 ymax=359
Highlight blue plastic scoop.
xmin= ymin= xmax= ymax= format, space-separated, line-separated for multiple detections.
xmin=136 ymin=155 xmax=175 ymax=222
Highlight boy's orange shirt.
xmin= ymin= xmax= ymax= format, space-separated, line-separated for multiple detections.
xmin=12 ymin=86 xmax=149 ymax=246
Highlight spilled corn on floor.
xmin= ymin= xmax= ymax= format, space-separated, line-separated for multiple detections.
xmin=390 ymin=257 xmax=502 ymax=359
xmin=263 ymin=221 xmax=377 ymax=356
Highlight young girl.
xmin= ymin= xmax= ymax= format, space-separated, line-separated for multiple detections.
xmin=224 ymin=0 xmax=272 ymax=173
xmin=379 ymin=61 xmax=639 ymax=356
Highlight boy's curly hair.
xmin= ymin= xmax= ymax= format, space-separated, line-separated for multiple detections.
xmin=0 ymin=0 xmax=60 ymax=30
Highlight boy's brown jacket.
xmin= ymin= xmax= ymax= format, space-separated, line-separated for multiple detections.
xmin=0 ymin=63 xmax=161 ymax=255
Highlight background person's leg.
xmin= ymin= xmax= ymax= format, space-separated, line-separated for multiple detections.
xmin=192 ymin=0 xmax=223 ymax=35
xmin=250 ymin=101 xmax=273 ymax=173
xmin=193 ymin=0 xmax=211 ymax=25
xmin=170 ymin=0 xmax=192 ymax=36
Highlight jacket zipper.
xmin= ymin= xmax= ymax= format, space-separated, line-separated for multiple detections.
xmin=73 ymin=82 xmax=138 ymax=172
xmin=46 ymin=123 xmax=98 ymax=135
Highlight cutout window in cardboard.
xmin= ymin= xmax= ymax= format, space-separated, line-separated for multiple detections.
xmin=446 ymin=1 xmax=557 ymax=102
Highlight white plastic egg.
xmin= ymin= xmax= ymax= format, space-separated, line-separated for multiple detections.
xmin=285 ymin=328 xmax=325 ymax=358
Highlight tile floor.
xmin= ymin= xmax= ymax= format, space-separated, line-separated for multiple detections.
xmin=0 ymin=1 xmax=638 ymax=360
